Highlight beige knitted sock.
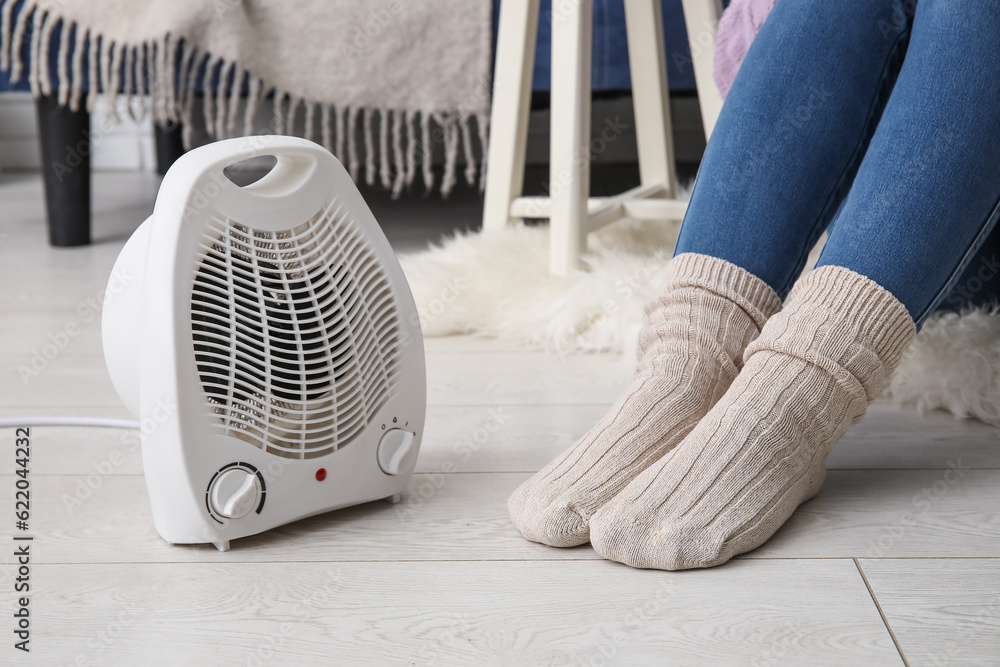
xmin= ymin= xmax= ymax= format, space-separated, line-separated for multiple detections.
xmin=507 ymin=254 xmax=782 ymax=547
xmin=589 ymin=265 xmax=916 ymax=570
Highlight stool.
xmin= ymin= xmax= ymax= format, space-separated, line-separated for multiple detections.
xmin=483 ymin=0 xmax=724 ymax=275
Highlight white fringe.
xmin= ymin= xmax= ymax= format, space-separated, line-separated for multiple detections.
xmin=460 ymin=113 xmax=476 ymax=187
xmin=37 ymin=10 xmax=54 ymax=95
xmin=8 ymin=0 xmax=37 ymax=82
xmin=347 ymin=106 xmax=360 ymax=182
xmin=272 ymin=88 xmax=285 ymax=135
xmin=405 ymin=110 xmax=417 ymax=187
xmin=0 ymin=7 xmax=488 ymax=196
xmin=55 ymin=16 xmax=69 ymax=105
xmin=391 ymin=109 xmax=405 ymax=197
xmin=69 ymin=26 xmax=85 ymax=111
xmin=243 ymin=75 xmax=261 ymax=136
xmin=379 ymin=108 xmax=391 ymax=189
xmin=303 ymin=101 xmax=315 ymax=143
xmin=214 ymin=59 xmax=232 ymax=139
xmin=122 ymin=42 xmax=134 ymax=116
xmin=477 ymin=112 xmax=490 ymax=191
xmin=27 ymin=7 xmax=43 ymax=95
xmin=335 ymin=105 xmax=347 ymax=165
xmin=320 ymin=103 xmax=332 ymax=153
xmin=285 ymin=94 xmax=300 ymax=136
xmin=363 ymin=107 xmax=375 ymax=185
xmin=421 ymin=113 xmax=435 ymax=192
xmin=134 ymin=42 xmax=147 ymax=120
xmin=0 ymin=0 xmax=15 ymax=71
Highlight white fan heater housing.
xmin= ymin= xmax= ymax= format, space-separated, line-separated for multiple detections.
xmin=103 ymin=136 xmax=425 ymax=551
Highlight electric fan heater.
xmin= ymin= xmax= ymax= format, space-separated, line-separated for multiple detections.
xmin=102 ymin=136 xmax=425 ymax=551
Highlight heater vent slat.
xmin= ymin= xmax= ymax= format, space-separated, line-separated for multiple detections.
xmin=190 ymin=200 xmax=401 ymax=459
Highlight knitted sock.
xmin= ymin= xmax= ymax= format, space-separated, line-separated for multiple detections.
xmin=507 ymin=254 xmax=782 ymax=547
xmin=589 ymin=265 xmax=916 ymax=570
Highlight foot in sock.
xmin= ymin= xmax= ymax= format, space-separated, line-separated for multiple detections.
xmin=507 ymin=254 xmax=782 ymax=547
xmin=589 ymin=265 xmax=916 ymax=569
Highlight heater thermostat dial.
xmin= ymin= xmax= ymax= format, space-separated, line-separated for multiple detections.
xmin=209 ymin=469 xmax=261 ymax=519
xmin=378 ymin=429 xmax=415 ymax=475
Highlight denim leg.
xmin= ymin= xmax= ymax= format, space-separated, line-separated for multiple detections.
xmin=936 ymin=224 xmax=1000 ymax=313
xmin=816 ymin=0 xmax=1000 ymax=325
xmin=674 ymin=0 xmax=914 ymax=297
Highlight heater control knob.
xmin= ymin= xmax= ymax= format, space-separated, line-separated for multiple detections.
xmin=209 ymin=469 xmax=261 ymax=519
xmin=378 ymin=429 xmax=415 ymax=475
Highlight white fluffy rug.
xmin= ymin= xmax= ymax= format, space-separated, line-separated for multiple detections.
xmin=399 ymin=218 xmax=1000 ymax=428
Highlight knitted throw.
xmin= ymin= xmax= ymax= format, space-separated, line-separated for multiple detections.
xmin=0 ymin=0 xmax=493 ymax=195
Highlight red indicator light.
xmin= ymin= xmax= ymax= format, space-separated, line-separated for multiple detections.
xmin=315 ymin=468 xmax=327 ymax=481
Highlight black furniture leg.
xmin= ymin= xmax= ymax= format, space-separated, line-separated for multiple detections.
xmin=35 ymin=94 xmax=91 ymax=247
xmin=154 ymin=121 xmax=186 ymax=175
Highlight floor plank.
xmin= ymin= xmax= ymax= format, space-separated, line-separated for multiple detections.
xmin=0 ymin=473 xmax=598 ymax=563
xmin=748 ymin=470 xmax=1000 ymax=559
xmin=4 ymin=467 xmax=998 ymax=564
xmin=5 ymin=401 xmax=997 ymax=478
xmin=859 ymin=559 xmax=1000 ymax=666
xmin=5 ymin=559 xmax=901 ymax=667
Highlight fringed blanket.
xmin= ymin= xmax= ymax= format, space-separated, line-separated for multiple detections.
xmin=0 ymin=0 xmax=492 ymax=195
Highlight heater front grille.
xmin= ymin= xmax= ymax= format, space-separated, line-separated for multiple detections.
xmin=189 ymin=200 xmax=401 ymax=459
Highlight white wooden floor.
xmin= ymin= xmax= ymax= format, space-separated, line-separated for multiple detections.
xmin=1 ymin=173 xmax=999 ymax=666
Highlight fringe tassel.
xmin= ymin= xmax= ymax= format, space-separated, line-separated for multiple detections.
xmin=0 ymin=0 xmax=15 ymax=71
xmin=177 ymin=43 xmax=196 ymax=130
xmin=214 ymin=59 xmax=232 ymax=139
xmin=363 ymin=108 xmax=376 ymax=185
xmin=164 ymin=34 xmax=178 ymax=120
xmin=9 ymin=0 xmax=37 ymax=82
xmin=391 ymin=110 xmax=405 ymax=197
xmin=69 ymin=27 xmax=85 ymax=111
xmin=203 ymin=55 xmax=221 ymax=136
xmin=421 ymin=113 xmax=434 ymax=192
xmin=272 ymin=88 xmax=285 ymax=134
xmin=477 ymin=112 xmax=490 ymax=191
xmin=437 ymin=113 xmax=460 ymax=197
xmin=180 ymin=49 xmax=201 ymax=147
xmin=85 ymin=34 xmax=97 ymax=112
xmin=226 ymin=64 xmax=243 ymax=137
xmin=133 ymin=42 xmax=148 ymax=120
xmin=55 ymin=17 xmax=69 ymax=105
xmin=302 ymin=101 xmax=314 ymax=142
xmin=285 ymin=94 xmax=300 ymax=136
xmin=243 ymin=75 xmax=261 ymax=136
xmin=0 ymin=11 xmax=493 ymax=196
xmin=379 ymin=108 xmax=391 ymax=189
xmin=460 ymin=113 xmax=477 ymax=187
xmin=336 ymin=105 xmax=347 ymax=164
xmin=321 ymin=103 xmax=333 ymax=153
xmin=38 ymin=10 xmax=55 ymax=96
xmin=27 ymin=8 xmax=43 ymax=95
xmin=152 ymin=36 xmax=166 ymax=123
xmin=122 ymin=43 xmax=134 ymax=116
xmin=405 ymin=110 xmax=417 ymax=187
xmin=106 ymin=41 xmax=123 ymax=123
xmin=347 ymin=106 xmax=360 ymax=182
xmin=100 ymin=36 xmax=113 ymax=120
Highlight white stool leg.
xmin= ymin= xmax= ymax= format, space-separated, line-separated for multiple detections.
xmin=483 ymin=0 xmax=541 ymax=232
xmin=625 ymin=0 xmax=676 ymax=199
xmin=549 ymin=0 xmax=593 ymax=275
xmin=680 ymin=0 xmax=724 ymax=140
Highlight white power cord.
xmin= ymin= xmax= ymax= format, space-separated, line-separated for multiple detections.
xmin=0 ymin=417 xmax=139 ymax=430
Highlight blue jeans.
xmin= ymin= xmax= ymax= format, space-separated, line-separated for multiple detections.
xmin=674 ymin=0 xmax=1000 ymax=326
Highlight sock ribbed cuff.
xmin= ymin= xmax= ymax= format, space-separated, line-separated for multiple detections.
xmin=783 ymin=265 xmax=916 ymax=368
xmin=665 ymin=253 xmax=783 ymax=329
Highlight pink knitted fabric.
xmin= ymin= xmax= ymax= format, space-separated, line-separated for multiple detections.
xmin=713 ymin=0 xmax=777 ymax=99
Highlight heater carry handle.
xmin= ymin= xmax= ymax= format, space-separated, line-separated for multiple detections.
xmin=175 ymin=136 xmax=339 ymax=230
